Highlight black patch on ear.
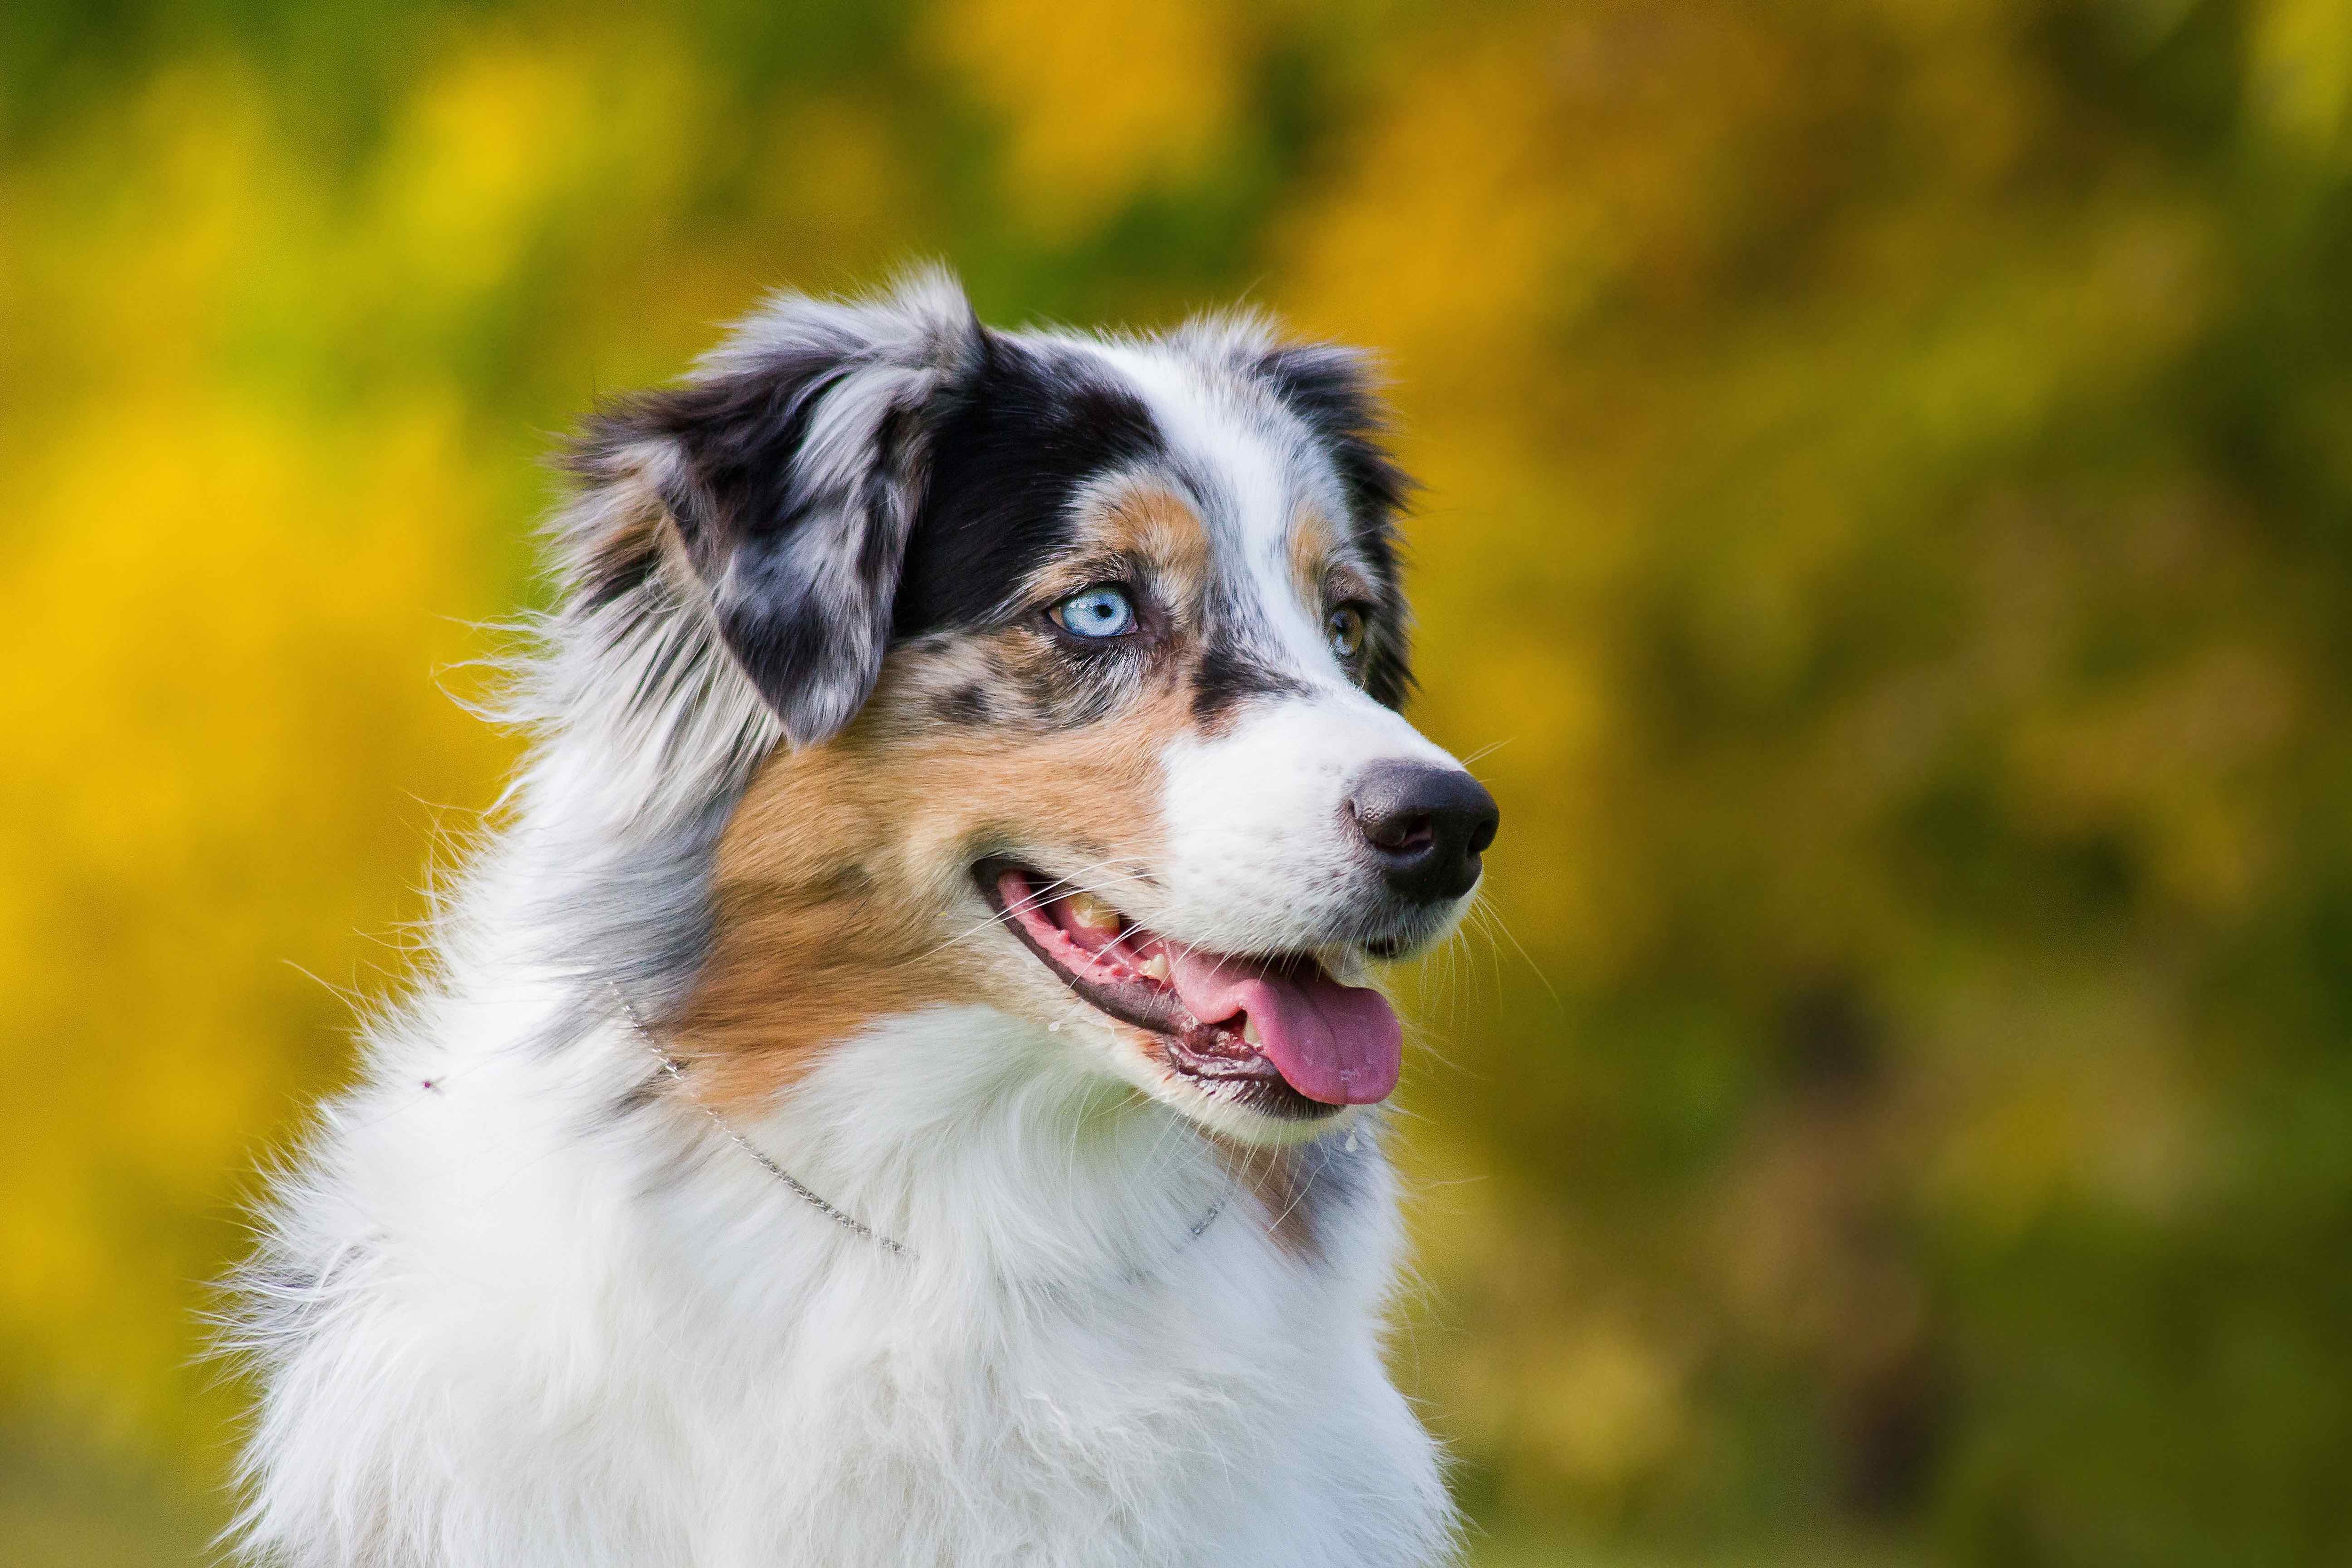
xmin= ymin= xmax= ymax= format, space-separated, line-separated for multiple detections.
xmin=1255 ymin=345 xmax=1412 ymax=536
xmin=571 ymin=287 xmax=981 ymax=747
xmin=1358 ymin=625 xmax=1414 ymax=713
xmin=579 ymin=517 xmax=663 ymax=613
xmin=644 ymin=358 xmax=903 ymax=740
xmin=1255 ymin=343 xmax=1417 ymax=710
xmin=895 ymin=334 xmax=1166 ymax=635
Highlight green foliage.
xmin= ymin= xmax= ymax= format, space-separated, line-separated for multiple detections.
xmin=4 ymin=1 xmax=2350 ymax=1562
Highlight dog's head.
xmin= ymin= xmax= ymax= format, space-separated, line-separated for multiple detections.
xmin=572 ymin=271 xmax=1495 ymax=1144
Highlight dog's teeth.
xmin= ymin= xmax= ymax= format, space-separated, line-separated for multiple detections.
xmin=1240 ymin=1016 xmax=1263 ymax=1048
xmin=1138 ymin=953 xmax=1171 ymax=983
xmin=1063 ymin=891 xmax=1122 ymax=938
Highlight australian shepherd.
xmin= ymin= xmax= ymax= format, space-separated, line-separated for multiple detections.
xmin=230 ymin=269 xmax=1498 ymax=1567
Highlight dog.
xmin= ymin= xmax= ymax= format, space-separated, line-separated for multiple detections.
xmin=230 ymin=269 xmax=1498 ymax=1567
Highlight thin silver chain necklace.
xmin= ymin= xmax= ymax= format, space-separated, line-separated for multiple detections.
xmin=610 ymin=986 xmax=1232 ymax=1264
xmin=613 ymin=986 xmax=914 ymax=1257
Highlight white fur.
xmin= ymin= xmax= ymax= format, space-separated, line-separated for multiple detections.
xmin=230 ymin=282 xmax=1464 ymax=1567
xmin=1156 ymin=692 xmax=1460 ymax=958
xmin=235 ymin=980 xmax=1452 ymax=1565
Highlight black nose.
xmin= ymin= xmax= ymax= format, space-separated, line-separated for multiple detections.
xmin=1347 ymin=760 xmax=1500 ymax=903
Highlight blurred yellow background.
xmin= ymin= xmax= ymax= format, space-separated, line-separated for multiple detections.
xmin=5 ymin=1 xmax=2352 ymax=1563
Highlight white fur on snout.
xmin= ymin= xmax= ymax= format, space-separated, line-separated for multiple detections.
xmin=1156 ymin=688 xmax=1462 ymax=955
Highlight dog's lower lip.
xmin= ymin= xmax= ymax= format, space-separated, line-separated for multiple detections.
xmin=978 ymin=861 xmax=1232 ymax=1041
xmin=978 ymin=861 xmax=1193 ymax=1032
xmin=976 ymin=860 xmax=1340 ymax=1115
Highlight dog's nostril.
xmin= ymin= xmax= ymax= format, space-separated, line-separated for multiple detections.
xmin=1346 ymin=760 xmax=1501 ymax=904
xmin=1466 ymin=815 xmax=1497 ymax=856
xmin=1363 ymin=810 xmax=1436 ymax=854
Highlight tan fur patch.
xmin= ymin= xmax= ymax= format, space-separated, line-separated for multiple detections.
xmin=1290 ymin=506 xmax=1376 ymax=614
xmin=675 ymin=652 xmax=1201 ymax=1109
xmin=1011 ymin=483 xmax=1218 ymax=650
xmin=1083 ymin=486 xmax=1213 ymax=606
xmin=1287 ymin=508 xmax=1341 ymax=606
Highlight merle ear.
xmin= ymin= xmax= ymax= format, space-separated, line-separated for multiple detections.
xmin=580 ymin=271 xmax=983 ymax=748
xmin=1254 ymin=341 xmax=1418 ymax=709
xmin=1253 ymin=342 xmax=1412 ymax=542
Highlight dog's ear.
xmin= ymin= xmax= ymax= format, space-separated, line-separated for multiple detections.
xmin=1252 ymin=341 xmax=1417 ymax=710
xmin=1252 ymin=342 xmax=1410 ymax=541
xmin=576 ymin=271 xmax=983 ymax=748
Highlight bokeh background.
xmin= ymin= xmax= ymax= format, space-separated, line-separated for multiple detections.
xmin=6 ymin=0 xmax=2352 ymax=1562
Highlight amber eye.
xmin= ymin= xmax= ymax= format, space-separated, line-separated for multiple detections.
xmin=1327 ymin=604 xmax=1368 ymax=661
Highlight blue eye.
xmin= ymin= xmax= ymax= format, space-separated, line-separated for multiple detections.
xmin=1052 ymin=585 xmax=1136 ymax=639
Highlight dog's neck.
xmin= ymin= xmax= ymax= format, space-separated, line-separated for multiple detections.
xmin=686 ymin=1005 xmax=1304 ymax=1291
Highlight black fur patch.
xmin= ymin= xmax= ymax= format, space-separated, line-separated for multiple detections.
xmin=644 ymin=352 xmax=912 ymax=743
xmin=932 ymin=683 xmax=992 ymax=725
xmin=647 ymin=355 xmax=855 ymax=546
xmin=570 ymin=296 xmax=979 ymax=749
xmin=1253 ymin=344 xmax=1416 ymax=709
xmin=1254 ymin=344 xmax=1411 ymax=546
xmin=578 ymin=517 xmax=662 ymax=613
xmin=1193 ymin=637 xmax=1311 ymax=723
xmin=608 ymin=1070 xmax=667 ymax=1122
xmin=894 ymin=334 xmax=1166 ymax=636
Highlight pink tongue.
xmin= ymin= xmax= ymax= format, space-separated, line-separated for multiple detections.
xmin=1164 ymin=950 xmax=1402 ymax=1106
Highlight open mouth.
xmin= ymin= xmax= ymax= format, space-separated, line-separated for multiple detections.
xmin=979 ymin=861 xmax=1403 ymax=1120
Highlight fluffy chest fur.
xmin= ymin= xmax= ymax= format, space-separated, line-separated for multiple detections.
xmin=240 ymin=966 xmax=1450 ymax=1567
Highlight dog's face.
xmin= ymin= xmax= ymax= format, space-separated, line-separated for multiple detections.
xmin=580 ymin=278 xmax=1495 ymax=1144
